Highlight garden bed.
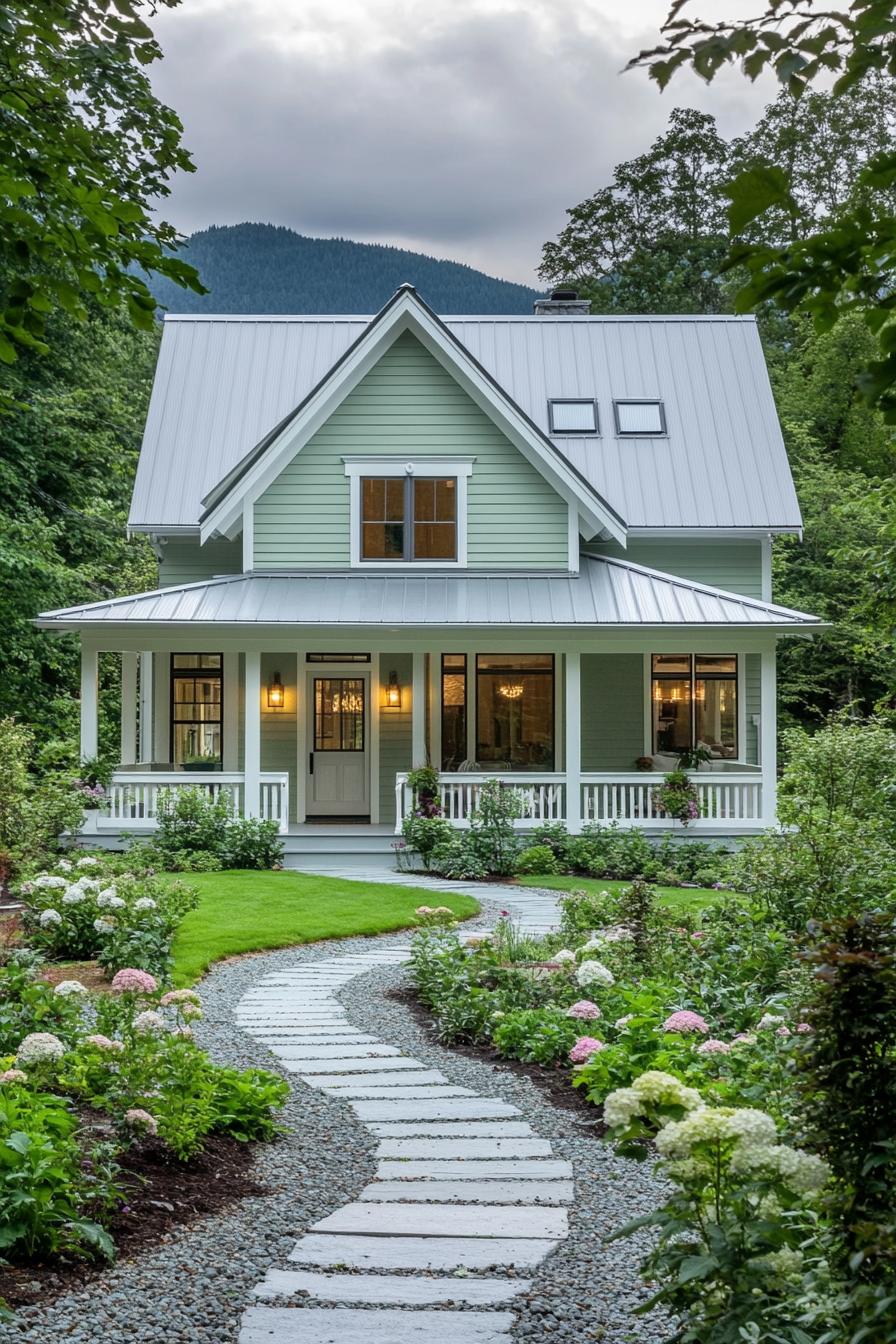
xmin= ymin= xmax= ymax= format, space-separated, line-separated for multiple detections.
xmin=0 ymin=1130 xmax=263 ymax=1309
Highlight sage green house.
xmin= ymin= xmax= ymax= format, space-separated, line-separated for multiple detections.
xmin=37 ymin=285 xmax=822 ymax=865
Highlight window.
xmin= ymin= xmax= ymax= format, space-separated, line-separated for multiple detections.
xmin=360 ymin=476 xmax=456 ymax=561
xmin=441 ymin=654 xmax=467 ymax=770
xmin=548 ymin=399 xmax=599 ymax=434
xmin=306 ymin=652 xmax=370 ymax=663
xmin=614 ymin=400 xmax=666 ymax=435
xmin=313 ymin=678 xmax=365 ymax=751
xmin=476 ymin=655 xmax=554 ymax=770
xmin=651 ymin=654 xmax=737 ymax=759
xmin=170 ymin=654 xmax=223 ymax=767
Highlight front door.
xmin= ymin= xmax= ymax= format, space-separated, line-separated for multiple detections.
xmin=306 ymin=675 xmax=369 ymax=817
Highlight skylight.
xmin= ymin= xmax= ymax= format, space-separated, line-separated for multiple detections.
xmin=614 ymin=400 xmax=666 ymax=435
xmin=548 ymin=399 xmax=599 ymax=434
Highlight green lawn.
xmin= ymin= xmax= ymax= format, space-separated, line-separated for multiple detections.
xmin=169 ymin=870 xmax=479 ymax=986
xmin=515 ymin=874 xmax=722 ymax=914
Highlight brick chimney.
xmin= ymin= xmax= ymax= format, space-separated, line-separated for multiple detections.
xmin=534 ymin=285 xmax=591 ymax=316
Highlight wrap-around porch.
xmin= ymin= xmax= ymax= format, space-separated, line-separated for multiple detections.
xmin=76 ymin=638 xmax=777 ymax=840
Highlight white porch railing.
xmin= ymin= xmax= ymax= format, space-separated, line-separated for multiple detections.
xmin=395 ymin=770 xmax=763 ymax=834
xmin=99 ymin=771 xmax=291 ymax=834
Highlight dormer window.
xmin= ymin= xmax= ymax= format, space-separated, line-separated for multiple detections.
xmin=344 ymin=458 xmax=473 ymax=567
xmin=548 ymin=399 xmax=599 ymax=435
xmin=614 ymin=400 xmax=666 ymax=435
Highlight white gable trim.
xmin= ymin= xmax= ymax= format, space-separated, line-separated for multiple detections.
xmin=199 ymin=288 xmax=627 ymax=547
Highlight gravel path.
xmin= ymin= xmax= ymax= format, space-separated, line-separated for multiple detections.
xmin=1 ymin=881 xmax=668 ymax=1344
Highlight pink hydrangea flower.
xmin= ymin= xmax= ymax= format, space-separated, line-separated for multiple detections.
xmin=124 ymin=1108 xmax=158 ymax=1136
xmin=663 ymin=1010 xmax=709 ymax=1034
xmin=110 ymin=968 xmax=158 ymax=994
xmin=697 ymin=1038 xmax=731 ymax=1055
xmin=795 ymin=1022 xmax=812 ymax=1034
xmin=0 ymin=1068 xmax=27 ymax=1084
xmin=776 ymin=1025 xmax=792 ymax=1037
xmin=569 ymin=1036 xmax=605 ymax=1064
xmin=85 ymin=1034 xmax=124 ymax=1052
xmin=565 ymin=1000 xmax=601 ymax=1020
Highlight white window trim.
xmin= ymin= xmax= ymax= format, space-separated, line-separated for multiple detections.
xmin=343 ymin=458 xmax=473 ymax=569
xmin=643 ymin=651 xmax=743 ymax=762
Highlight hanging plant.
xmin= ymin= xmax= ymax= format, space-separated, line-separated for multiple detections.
xmin=406 ymin=764 xmax=442 ymax=817
xmin=656 ymin=769 xmax=700 ymax=825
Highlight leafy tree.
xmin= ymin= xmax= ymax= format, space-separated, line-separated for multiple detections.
xmin=0 ymin=0 xmax=202 ymax=391
xmin=630 ymin=3 xmax=896 ymax=421
xmin=539 ymin=108 xmax=733 ymax=313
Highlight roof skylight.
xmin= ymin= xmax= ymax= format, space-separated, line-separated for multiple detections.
xmin=548 ymin=399 xmax=599 ymax=434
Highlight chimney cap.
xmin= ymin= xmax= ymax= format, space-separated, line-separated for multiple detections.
xmin=533 ymin=285 xmax=592 ymax=317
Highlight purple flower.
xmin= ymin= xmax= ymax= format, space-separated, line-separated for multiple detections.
xmin=569 ymin=1036 xmax=604 ymax=1064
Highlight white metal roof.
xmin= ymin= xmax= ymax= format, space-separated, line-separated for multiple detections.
xmin=130 ymin=305 xmax=802 ymax=535
xmin=36 ymin=556 xmax=822 ymax=631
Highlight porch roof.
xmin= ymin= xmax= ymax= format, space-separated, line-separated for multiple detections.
xmin=36 ymin=556 xmax=824 ymax=632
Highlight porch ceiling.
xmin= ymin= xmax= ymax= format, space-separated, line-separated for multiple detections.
xmin=36 ymin=556 xmax=824 ymax=632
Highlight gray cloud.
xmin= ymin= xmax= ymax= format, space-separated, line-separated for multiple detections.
xmin=150 ymin=1 xmax=775 ymax=284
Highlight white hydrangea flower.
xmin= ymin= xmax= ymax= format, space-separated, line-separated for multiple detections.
xmin=603 ymin=1087 xmax=642 ymax=1129
xmin=632 ymin=1070 xmax=703 ymax=1112
xmin=730 ymin=1142 xmax=829 ymax=1195
xmin=552 ymin=949 xmax=576 ymax=964
xmin=757 ymin=1012 xmax=785 ymax=1030
xmin=62 ymin=886 xmax=86 ymax=905
xmin=96 ymin=892 xmax=125 ymax=909
xmin=614 ymin=1014 xmax=635 ymax=1030
xmin=753 ymin=1248 xmax=804 ymax=1277
xmin=33 ymin=875 xmax=67 ymax=890
xmin=576 ymin=959 xmax=615 ymax=989
xmin=133 ymin=1010 xmax=165 ymax=1034
xmin=727 ymin=1108 xmax=779 ymax=1150
xmin=93 ymin=916 xmax=116 ymax=933
xmin=53 ymin=980 xmax=87 ymax=997
xmin=76 ymin=856 xmax=100 ymax=868
xmin=134 ymin=897 xmax=157 ymax=911
xmin=77 ymin=878 xmax=102 ymax=893
xmin=57 ymin=859 xmax=73 ymax=872
xmin=39 ymin=908 xmax=62 ymax=927
xmin=16 ymin=1032 xmax=66 ymax=1063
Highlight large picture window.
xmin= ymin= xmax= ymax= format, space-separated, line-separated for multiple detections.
xmin=170 ymin=654 xmax=223 ymax=767
xmin=361 ymin=477 xmax=456 ymax=561
xmin=651 ymin=655 xmax=737 ymax=759
xmin=476 ymin=655 xmax=554 ymax=771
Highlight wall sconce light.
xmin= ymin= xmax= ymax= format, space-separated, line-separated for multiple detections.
xmin=266 ymin=671 xmax=285 ymax=709
xmin=384 ymin=670 xmax=402 ymax=709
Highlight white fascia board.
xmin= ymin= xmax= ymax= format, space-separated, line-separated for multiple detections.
xmin=200 ymin=292 xmax=626 ymax=546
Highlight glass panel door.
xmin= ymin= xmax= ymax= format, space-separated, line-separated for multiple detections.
xmin=313 ymin=678 xmax=365 ymax=752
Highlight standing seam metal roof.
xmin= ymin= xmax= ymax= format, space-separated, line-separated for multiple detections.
xmin=130 ymin=311 xmax=802 ymax=534
xmin=36 ymin=555 xmax=822 ymax=629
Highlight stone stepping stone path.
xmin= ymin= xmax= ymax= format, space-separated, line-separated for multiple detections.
xmin=235 ymin=888 xmax=570 ymax=1344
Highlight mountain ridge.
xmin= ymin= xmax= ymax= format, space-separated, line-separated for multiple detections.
xmin=148 ymin=223 xmax=542 ymax=316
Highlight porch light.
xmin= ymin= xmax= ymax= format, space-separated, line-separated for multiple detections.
xmin=498 ymin=682 xmax=524 ymax=700
xmin=384 ymin=670 xmax=402 ymax=709
xmin=267 ymin=671 xmax=285 ymax=709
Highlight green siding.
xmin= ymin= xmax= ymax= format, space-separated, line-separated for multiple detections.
xmin=379 ymin=652 xmax=413 ymax=825
xmin=158 ymin=538 xmax=242 ymax=588
xmin=581 ymin=654 xmax=645 ymax=770
xmin=260 ymin=653 xmax=297 ymax=825
xmin=591 ymin=541 xmax=763 ymax=598
xmin=254 ymin=331 xmax=569 ymax=569
xmin=744 ymin=653 xmax=760 ymax=765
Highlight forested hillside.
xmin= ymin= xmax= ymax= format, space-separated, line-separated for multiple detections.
xmin=148 ymin=224 xmax=541 ymax=315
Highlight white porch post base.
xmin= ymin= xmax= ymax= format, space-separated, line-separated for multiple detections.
xmin=120 ymin=652 xmax=138 ymax=765
xmin=760 ymin=646 xmax=777 ymax=826
xmin=244 ymin=651 xmax=261 ymax=818
xmin=565 ymin=651 xmax=582 ymax=835
xmin=79 ymin=644 xmax=99 ymax=763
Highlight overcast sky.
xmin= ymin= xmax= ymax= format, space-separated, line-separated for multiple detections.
xmin=150 ymin=0 xmax=779 ymax=286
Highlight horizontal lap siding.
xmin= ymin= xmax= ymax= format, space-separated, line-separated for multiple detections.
xmin=593 ymin=541 xmax=763 ymax=598
xmin=379 ymin=653 xmax=413 ymax=825
xmin=581 ymin=654 xmax=644 ymax=770
xmin=157 ymin=538 xmax=243 ymax=588
xmin=260 ymin=653 xmax=297 ymax=825
xmin=254 ymin=331 xmax=568 ymax=569
xmin=744 ymin=653 xmax=760 ymax=765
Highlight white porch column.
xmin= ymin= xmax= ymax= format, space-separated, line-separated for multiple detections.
xmin=244 ymin=650 xmax=261 ymax=817
xmin=222 ymin=652 xmax=239 ymax=771
xmin=565 ymin=651 xmax=582 ymax=835
xmin=760 ymin=645 xmax=777 ymax=825
xmin=120 ymin=652 xmax=138 ymax=765
xmin=138 ymin=652 xmax=153 ymax=762
xmin=411 ymin=650 xmax=426 ymax=766
xmin=79 ymin=644 xmax=99 ymax=763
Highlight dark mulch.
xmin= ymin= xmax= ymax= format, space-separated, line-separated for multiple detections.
xmin=0 ymin=1132 xmax=265 ymax=1309
xmin=386 ymin=985 xmax=607 ymax=1139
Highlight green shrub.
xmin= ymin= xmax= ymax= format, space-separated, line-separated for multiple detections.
xmin=492 ymin=1006 xmax=579 ymax=1064
xmin=430 ymin=836 xmax=491 ymax=881
xmin=468 ymin=778 xmax=522 ymax=876
xmin=0 ymin=719 xmax=84 ymax=887
xmin=0 ymin=959 xmax=86 ymax=1054
xmin=515 ymin=844 xmax=561 ymax=876
xmin=401 ymin=814 xmax=454 ymax=870
xmin=154 ymin=787 xmax=233 ymax=857
xmin=558 ymin=885 xmax=620 ymax=941
xmin=223 ymin=817 xmax=283 ymax=870
xmin=211 ymin=1066 xmax=290 ymax=1142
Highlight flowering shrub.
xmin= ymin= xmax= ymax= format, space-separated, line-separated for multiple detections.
xmin=655 ymin=769 xmax=700 ymax=825
xmin=22 ymin=858 xmax=199 ymax=978
xmin=491 ymin=1007 xmax=580 ymax=1065
xmin=576 ymin=959 xmax=615 ymax=989
xmin=663 ymin=1009 xmax=710 ymax=1034
xmin=569 ymin=1035 xmax=604 ymax=1063
xmin=0 ymin=958 xmax=86 ymax=1054
xmin=111 ymin=968 xmax=157 ymax=994
xmin=566 ymin=999 xmax=601 ymax=1020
